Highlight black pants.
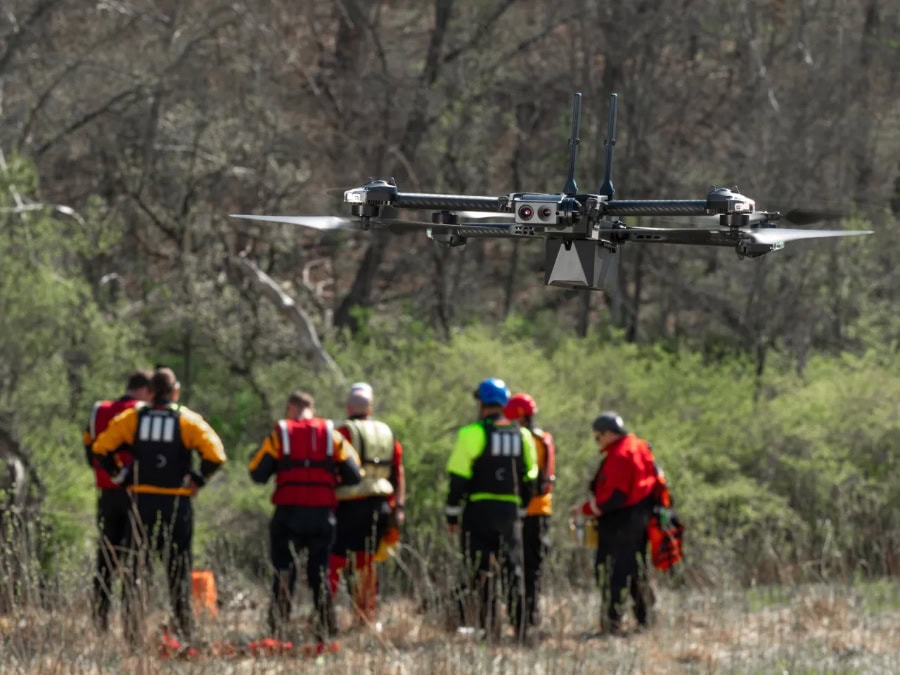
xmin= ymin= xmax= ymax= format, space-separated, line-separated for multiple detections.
xmin=124 ymin=494 xmax=193 ymax=643
xmin=333 ymin=496 xmax=390 ymax=555
xmin=522 ymin=514 xmax=549 ymax=627
xmin=459 ymin=501 xmax=526 ymax=638
xmin=93 ymin=489 xmax=132 ymax=630
xmin=269 ymin=505 xmax=337 ymax=641
xmin=594 ymin=499 xmax=654 ymax=631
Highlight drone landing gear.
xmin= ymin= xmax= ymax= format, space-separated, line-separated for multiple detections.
xmin=544 ymin=239 xmax=619 ymax=292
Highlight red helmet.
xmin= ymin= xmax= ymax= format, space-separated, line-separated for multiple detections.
xmin=504 ymin=393 xmax=538 ymax=420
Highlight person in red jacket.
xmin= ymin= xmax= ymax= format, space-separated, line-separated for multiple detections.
xmin=248 ymin=391 xmax=362 ymax=643
xmin=82 ymin=369 xmax=152 ymax=632
xmin=571 ymin=412 xmax=658 ymax=634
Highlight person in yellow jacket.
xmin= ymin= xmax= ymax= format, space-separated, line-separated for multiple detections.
xmin=503 ymin=392 xmax=555 ymax=629
xmin=445 ymin=378 xmax=538 ymax=642
xmin=92 ymin=367 xmax=226 ymax=645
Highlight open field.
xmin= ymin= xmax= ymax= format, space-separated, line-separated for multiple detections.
xmin=2 ymin=574 xmax=898 ymax=674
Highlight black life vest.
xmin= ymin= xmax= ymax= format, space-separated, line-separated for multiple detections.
xmin=469 ymin=419 xmax=527 ymax=500
xmin=131 ymin=403 xmax=189 ymax=490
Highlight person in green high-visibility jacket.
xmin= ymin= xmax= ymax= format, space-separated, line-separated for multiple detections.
xmin=445 ymin=378 xmax=538 ymax=643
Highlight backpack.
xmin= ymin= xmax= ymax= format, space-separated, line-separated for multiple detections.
xmin=648 ymin=461 xmax=685 ymax=570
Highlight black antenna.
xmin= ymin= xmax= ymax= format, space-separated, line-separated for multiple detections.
xmin=598 ymin=93 xmax=617 ymax=199
xmin=563 ymin=92 xmax=582 ymax=196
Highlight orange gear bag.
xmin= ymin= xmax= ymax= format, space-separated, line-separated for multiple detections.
xmin=647 ymin=510 xmax=684 ymax=571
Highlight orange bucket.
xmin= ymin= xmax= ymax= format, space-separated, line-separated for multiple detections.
xmin=191 ymin=569 xmax=218 ymax=618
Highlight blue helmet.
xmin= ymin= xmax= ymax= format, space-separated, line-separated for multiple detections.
xmin=474 ymin=378 xmax=510 ymax=406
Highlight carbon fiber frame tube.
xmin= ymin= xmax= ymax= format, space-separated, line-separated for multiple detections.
xmin=605 ymin=200 xmax=708 ymax=216
xmin=393 ymin=193 xmax=506 ymax=211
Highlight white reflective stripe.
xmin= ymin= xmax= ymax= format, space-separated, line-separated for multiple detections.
xmin=150 ymin=416 xmax=163 ymax=441
xmin=162 ymin=417 xmax=176 ymax=443
xmin=138 ymin=415 xmax=152 ymax=442
xmin=278 ymin=420 xmax=290 ymax=457
xmin=491 ymin=431 xmax=520 ymax=457
xmin=445 ymin=506 xmax=463 ymax=516
xmin=89 ymin=402 xmax=103 ymax=440
xmin=325 ymin=420 xmax=334 ymax=457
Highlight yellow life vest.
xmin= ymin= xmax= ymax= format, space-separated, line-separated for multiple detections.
xmin=336 ymin=418 xmax=395 ymax=500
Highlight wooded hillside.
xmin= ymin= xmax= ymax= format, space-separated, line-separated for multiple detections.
xmin=1 ymin=0 xmax=898 ymax=595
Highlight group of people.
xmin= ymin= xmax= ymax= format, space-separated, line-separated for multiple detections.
xmin=86 ymin=367 xmax=226 ymax=642
xmin=246 ymin=383 xmax=405 ymax=643
xmin=84 ymin=368 xmax=670 ymax=649
xmin=445 ymin=379 xmax=665 ymax=641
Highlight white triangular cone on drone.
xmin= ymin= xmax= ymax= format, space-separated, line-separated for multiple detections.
xmin=548 ymin=243 xmax=589 ymax=285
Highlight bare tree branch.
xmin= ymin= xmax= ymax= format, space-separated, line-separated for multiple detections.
xmin=232 ymin=255 xmax=344 ymax=381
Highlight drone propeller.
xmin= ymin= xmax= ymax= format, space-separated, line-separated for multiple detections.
xmin=742 ymin=227 xmax=873 ymax=245
xmin=591 ymin=224 xmax=873 ymax=248
xmin=456 ymin=211 xmax=515 ymax=220
xmin=230 ymin=213 xmax=459 ymax=233
xmin=230 ymin=214 xmax=358 ymax=230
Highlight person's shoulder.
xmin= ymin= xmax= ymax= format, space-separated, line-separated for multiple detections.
xmin=176 ymin=405 xmax=209 ymax=425
xmin=456 ymin=420 xmax=485 ymax=440
xmin=371 ymin=418 xmax=394 ymax=433
xmin=111 ymin=404 xmax=140 ymax=419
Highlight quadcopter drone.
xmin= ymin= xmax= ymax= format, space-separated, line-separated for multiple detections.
xmin=233 ymin=93 xmax=872 ymax=292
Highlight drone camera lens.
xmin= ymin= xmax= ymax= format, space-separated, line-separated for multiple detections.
xmin=539 ymin=207 xmax=553 ymax=219
xmin=518 ymin=205 xmax=534 ymax=220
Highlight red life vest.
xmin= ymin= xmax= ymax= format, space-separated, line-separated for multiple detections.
xmin=272 ymin=418 xmax=338 ymax=508
xmin=88 ymin=398 xmax=141 ymax=489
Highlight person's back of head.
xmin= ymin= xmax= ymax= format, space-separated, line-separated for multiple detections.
xmin=126 ymin=369 xmax=152 ymax=391
xmin=286 ymin=390 xmax=315 ymax=420
xmin=151 ymin=367 xmax=180 ymax=402
xmin=346 ymin=382 xmax=374 ymax=417
xmin=474 ymin=378 xmax=510 ymax=417
xmin=504 ymin=393 xmax=537 ymax=427
xmin=592 ymin=411 xmax=628 ymax=435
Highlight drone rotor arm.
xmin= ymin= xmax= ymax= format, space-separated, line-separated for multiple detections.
xmin=596 ymin=226 xmax=738 ymax=247
xmin=604 ymin=200 xmax=709 ymax=218
xmin=392 ymin=193 xmax=506 ymax=212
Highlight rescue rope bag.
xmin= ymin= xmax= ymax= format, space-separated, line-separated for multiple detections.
xmin=647 ymin=508 xmax=685 ymax=570
xmin=648 ymin=462 xmax=685 ymax=570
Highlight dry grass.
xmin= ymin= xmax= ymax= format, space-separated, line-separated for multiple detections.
xmin=2 ymin=572 xmax=899 ymax=674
